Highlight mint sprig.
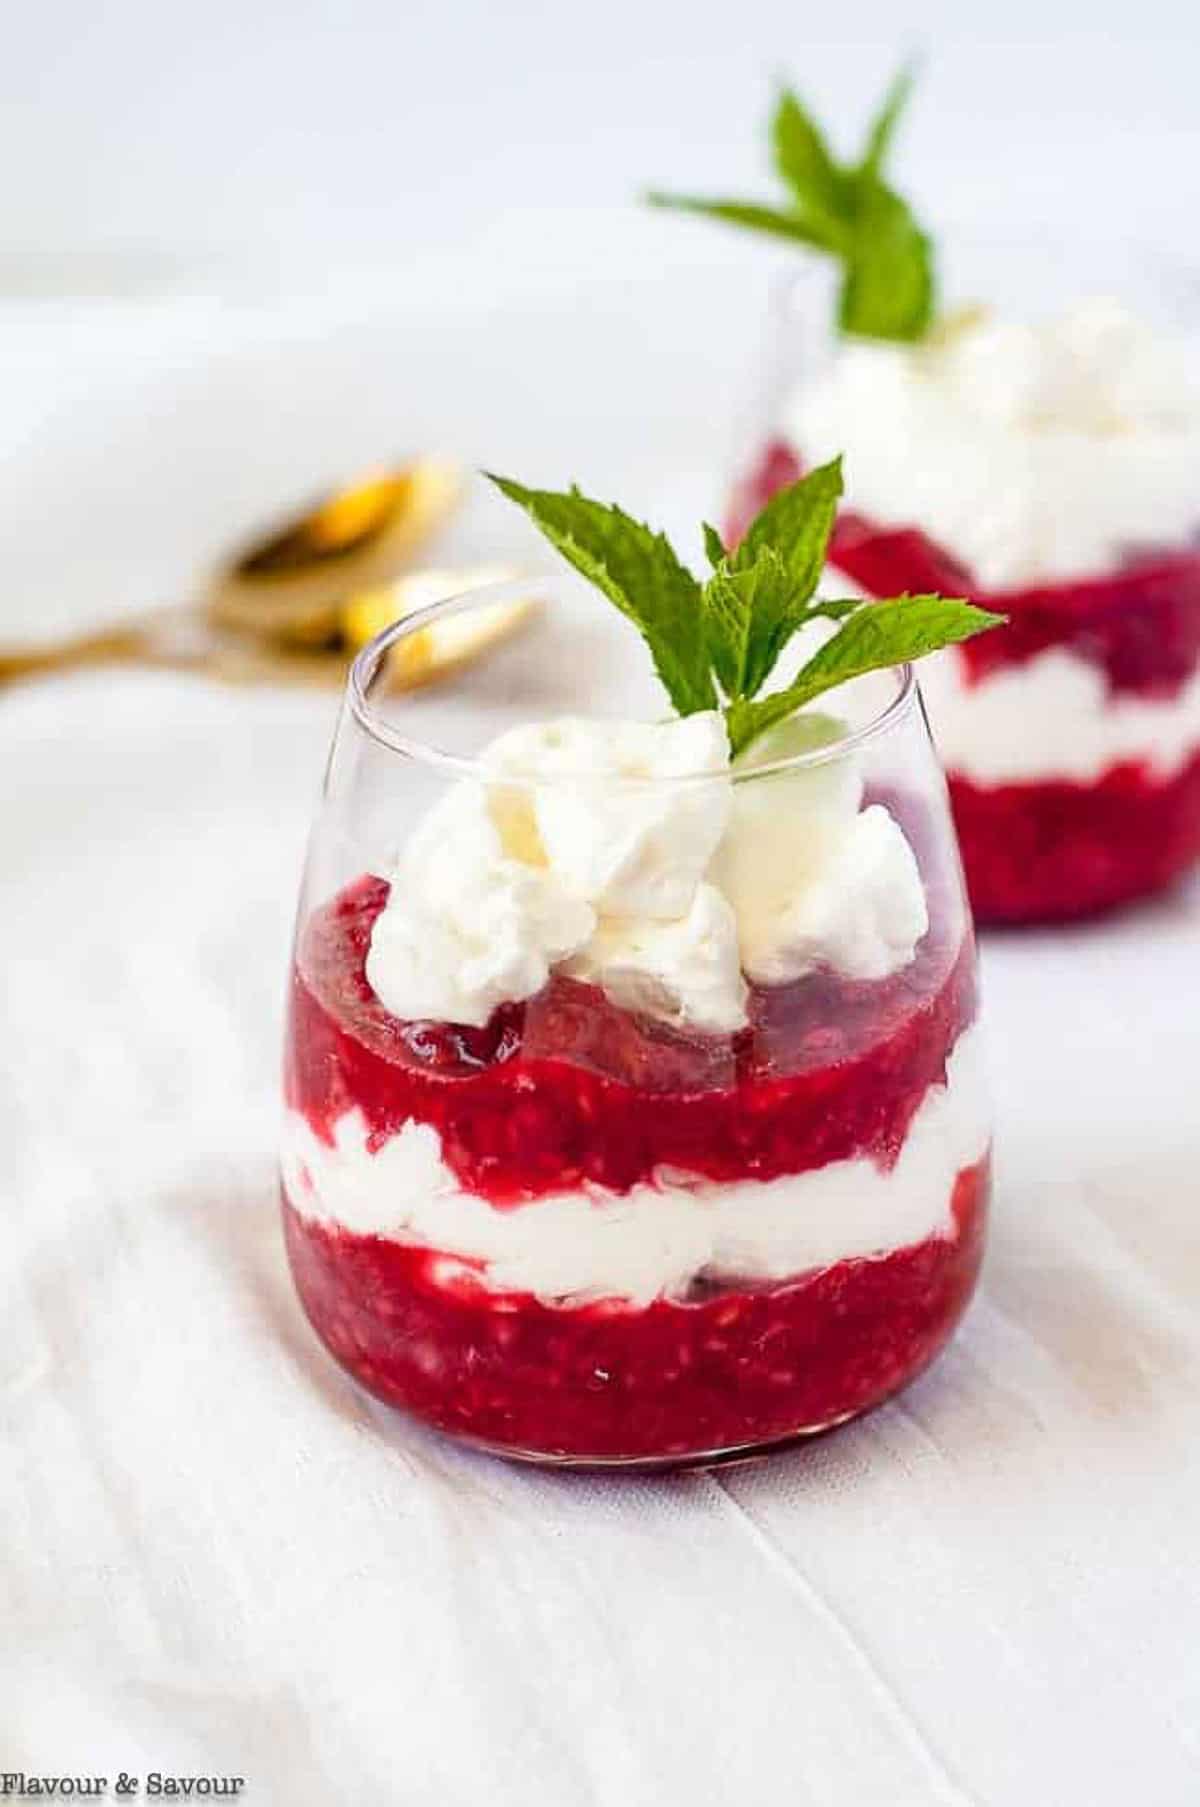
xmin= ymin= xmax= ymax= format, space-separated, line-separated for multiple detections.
xmin=647 ymin=63 xmax=934 ymax=344
xmin=485 ymin=475 xmax=716 ymax=716
xmin=487 ymin=462 xmax=1002 ymax=758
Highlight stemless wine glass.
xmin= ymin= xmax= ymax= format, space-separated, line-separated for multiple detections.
xmin=727 ymin=235 xmax=1200 ymax=925
xmin=280 ymin=576 xmax=991 ymax=1469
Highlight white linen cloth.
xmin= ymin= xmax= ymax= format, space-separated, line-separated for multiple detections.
xmin=3 ymin=663 xmax=1199 ymax=1807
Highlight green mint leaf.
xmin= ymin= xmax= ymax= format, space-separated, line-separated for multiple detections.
xmin=786 ymin=594 xmax=1005 ymax=695
xmin=702 ymin=522 xmax=727 ymax=570
xmin=803 ymin=596 xmax=873 ymax=624
xmin=702 ymin=547 xmax=795 ymax=698
xmin=838 ymin=181 xmax=934 ymax=342
xmin=771 ymin=91 xmax=849 ymax=235
xmin=838 ymin=66 xmax=930 ymax=341
xmin=644 ymin=192 xmax=836 ymax=251
xmin=700 ymin=562 xmax=752 ymax=697
xmin=734 ymin=456 xmax=842 ymax=584
xmin=646 ymin=62 xmax=935 ymax=344
xmin=485 ymin=473 xmax=716 ymax=716
xmin=703 ymin=464 xmax=853 ymax=708
xmin=858 ymin=60 xmax=915 ymax=180
xmin=725 ymin=596 xmax=1005 ymax=756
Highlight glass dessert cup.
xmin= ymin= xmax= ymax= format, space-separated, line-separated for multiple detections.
xmin=280 ymin=579 xmax=992 ymax=1469
xmin=727 ymin=241 xmax=1200 ymax=926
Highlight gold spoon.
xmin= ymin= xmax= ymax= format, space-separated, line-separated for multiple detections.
xmin=0 ymin=460 xmax=534 ymax=689
xmin=206 ymin=458 xmax=462 ymax=644
xmin=342 ymin=566 xmax=540 ymax=687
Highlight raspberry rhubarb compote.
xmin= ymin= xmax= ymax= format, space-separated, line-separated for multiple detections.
xmin=652 ymin=71 xmax=1200 ymax=923
xmin=281 ymin=468 xmax=999 ymax=1467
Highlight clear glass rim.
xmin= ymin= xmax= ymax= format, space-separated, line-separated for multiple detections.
xmin=347 ymin=578 xmax=919 ymax=783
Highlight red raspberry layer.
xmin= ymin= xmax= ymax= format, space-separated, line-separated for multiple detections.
xmin=728 ymin=438 xmax=1200 ymax=921
xmin=286 ymin=850 xmax=976 ymax=1204
xmin=283 ymin=1159 xmax=989 ymax=1465
xmin=950 ymin=753 xmax=1200 ymax=922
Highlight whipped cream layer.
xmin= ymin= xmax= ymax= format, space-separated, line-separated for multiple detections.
xmin=923 ymin=648 xmax=1200 ymax=786
xmin=282 ymin=1025 xmax=988 ymax=1308
xmin=366 ymin=711 xmax=928 ymax=1032
xmin=790 ymin=300 xmax=1200 ymax=589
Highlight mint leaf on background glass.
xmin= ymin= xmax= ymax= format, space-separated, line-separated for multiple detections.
xmin=638 ymin=196 xmax=836 ymax=251
xmin=488 ymin=465 xmax=1002 ymax=760
xmin=770 ymin=91 xmax=849 ymax=237
xmin=837 ymin=181 xmax=933 ymax=342
xmin=859 ymin=61 xmax=916 ymax=181
xmin=647 ymin=62 xmax=935 ymax=344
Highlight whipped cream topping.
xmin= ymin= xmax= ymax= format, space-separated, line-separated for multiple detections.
xmin=365 ymin=784 xmax=595 ymax=1028
xmin=565 ymin=881 xmax=748 ymax=1033
xmin=790 ymin=300 xmax=1200 ymax=588
xmin=282 ymin=1025 xmax=988 ymax=1306
xmin=922 ymin=645 xmax=1200 ymax=786
xmin=365 ymin=711 xmax=928 ymax=1031
xmin=714 ymin=715 xmax=928 ymax=984
xmin=485 ymin=714 xmax=731 ymax=918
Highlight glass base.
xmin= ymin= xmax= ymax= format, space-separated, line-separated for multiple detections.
xmin=429 ymin=1407 xmax=865 ymax=1475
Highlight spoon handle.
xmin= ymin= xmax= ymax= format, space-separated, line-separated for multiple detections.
xmin=0 ymin=605 xmax=347 ymax=689
xmin=0 ymin=620 xmax=159 ymax=683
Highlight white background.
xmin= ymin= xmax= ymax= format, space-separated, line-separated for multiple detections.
xmin=3 ymin=0 xmax=1199 ymax=284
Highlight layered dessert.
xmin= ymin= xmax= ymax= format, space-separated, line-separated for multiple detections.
xmin=280 ymin=463 xmax=998 ymax=1466
xmin=652 ymin=72 xmax=1200 ymax=921
xmin=732 ymin=306 xmax=1200 ymax=922
xmin=283 ymin=714 xmax=989 ymax=1463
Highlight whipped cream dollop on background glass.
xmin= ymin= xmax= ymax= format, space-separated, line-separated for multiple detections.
xmin=364 ymin=711 xmax=928 ymax=1032
xmin=790 ymin=300 xmax=1200 ymax=589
